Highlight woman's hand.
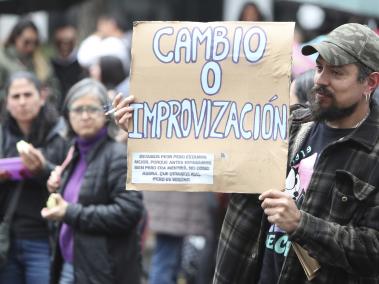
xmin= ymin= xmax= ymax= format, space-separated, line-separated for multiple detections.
xmin=47 ymin=166 xmax=62 ymax=193
xmin=19 ymin=143 xmax=46 ymax=174
xmin=41 ymin=193 xmax=68 ymax=221
xmin=112 ymin=94 xmax=135 ymax=132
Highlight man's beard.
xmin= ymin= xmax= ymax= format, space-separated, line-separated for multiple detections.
xmin=308 ymin=85 xmax=359 ymax=122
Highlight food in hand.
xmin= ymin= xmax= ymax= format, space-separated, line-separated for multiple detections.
xmin=16 ymin=140 xmax=31 ymax=154
xmin=46 ymin=194 xmax=57 ymax=209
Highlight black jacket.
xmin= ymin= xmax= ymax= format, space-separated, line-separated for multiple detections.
xmin=0 ymin=118 xmax=68 ymax=238
xmin=214 ymin=102 xmax=379 ymax=283
xmin=51 ymin=134 xmax=143 ymax=284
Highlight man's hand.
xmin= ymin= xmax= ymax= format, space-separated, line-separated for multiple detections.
xmin=41 ymin=193 xmax=68 ymax=221
xmin=259 ymin=190 xmax=301 ymax=233
xmin=112 ymin=94 xmax=135 ymax=132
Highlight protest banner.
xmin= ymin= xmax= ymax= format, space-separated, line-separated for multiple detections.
xmin=127 ymin=21 xmax=294 ymax=193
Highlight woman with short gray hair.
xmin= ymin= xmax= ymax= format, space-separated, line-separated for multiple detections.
xmin=42 ymin=78 xmax=143 ymax=284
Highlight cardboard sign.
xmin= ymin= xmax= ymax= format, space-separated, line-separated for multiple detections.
xmin=127 ymin=21 xmax=294 ymax=193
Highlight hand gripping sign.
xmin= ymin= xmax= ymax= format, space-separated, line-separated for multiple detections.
xmin=127 ymin=21 xmax=294 ymax=194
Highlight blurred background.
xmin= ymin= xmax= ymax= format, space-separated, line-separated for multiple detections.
xmin=0 ymin=1 xmax=377 ymax=283
xmin=0 ymin=0 xmax=378 ymax=43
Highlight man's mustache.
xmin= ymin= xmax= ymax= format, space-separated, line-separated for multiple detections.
xmin=310 ymin=85 xmax=334 ymax=98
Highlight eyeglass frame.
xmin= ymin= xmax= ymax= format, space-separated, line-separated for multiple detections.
xmin=68 ymin=105 xmax=104 ymax=117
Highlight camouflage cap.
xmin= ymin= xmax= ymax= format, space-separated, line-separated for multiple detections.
xmin=302 ymin=23 xmax=379 ymax=71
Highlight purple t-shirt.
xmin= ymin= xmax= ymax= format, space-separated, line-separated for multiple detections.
xmin=59 ymin=127 xmax=107 ymax=263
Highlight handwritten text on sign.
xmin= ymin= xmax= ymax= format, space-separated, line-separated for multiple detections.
xmin=129 ymin=25 xmax=287 ymax=142
xmin=153 ymin=26 xmax=267 ymax=95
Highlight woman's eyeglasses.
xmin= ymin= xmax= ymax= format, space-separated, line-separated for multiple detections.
xmin=69 ymin=105 xmax=103 ymax=116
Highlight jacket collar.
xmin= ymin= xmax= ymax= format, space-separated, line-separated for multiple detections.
xmin=72 ymin=131 xmax=111 ymax=164
xmin=291 ymin=101 xmax=379 ymax=152
xmin=346 ymin=101 xmax=379 ymax=151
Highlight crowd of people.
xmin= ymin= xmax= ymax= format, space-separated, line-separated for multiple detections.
xmin=0 ymin=2 xmax=379 ymax=284
xmin=0 ymin=11 xmax=226 ymax=284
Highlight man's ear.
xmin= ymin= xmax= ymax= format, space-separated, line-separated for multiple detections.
xmin=367 ymin=72 xmax=379 ymax=94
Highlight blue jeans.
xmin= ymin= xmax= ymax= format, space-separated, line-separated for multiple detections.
xmin=149 ymin=234 xmax=183 ymax=284
xmin=0 ymin=238 xmax=50 ymax=284
xmin=59 ymin=262 xmax=74 ymax=284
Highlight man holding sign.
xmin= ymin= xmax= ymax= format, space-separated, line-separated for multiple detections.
xmin=212 ymin=23 xmax=379 ymax=283
xmin=116 ymin=22 xmax=379 ymax=283
xmin=113 ymin=22 xmax=379 ymax=283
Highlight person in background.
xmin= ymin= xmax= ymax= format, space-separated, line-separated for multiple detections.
xmin=145 ymin=190 xmax=212 ymax=284
xmin=0 ymin=71 xmax=68 ymax=284
xmin=184 ymin=193 xmax=229 ymax=284
xmin=292 ymin=27 xmax=315 ymax=79
xmin=374 ymin=87 xmax=379 ymax=104
xmin=89 ymin=55 xmax=130 ymax=99
xmin=290 ymin=69 xmax=315 ymax=105
xmin=77 ymin=11 xmax=131 ymax=75
xmin=89 ymin=55 xmax=130 ymax=143
xmin=41 ymin=78 xmax=143 ymax=284
xmin=51 ymin=21 xmax=84 ymax=111
xmin=238 ymin=2 xmax=265 ymax=21
xmin=0 ymin=18 xmax=61 ymax=107
xmin=96 ymin=11 xmax=133 ymax=69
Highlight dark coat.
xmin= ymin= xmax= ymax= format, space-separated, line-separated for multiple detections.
xmin=214 ymin=102 xmax=379 ymax=284
xmin=51 ymin=135 xmax=143 ymax=284
xmin=0 ymin=118 xmax=69 ymax=238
